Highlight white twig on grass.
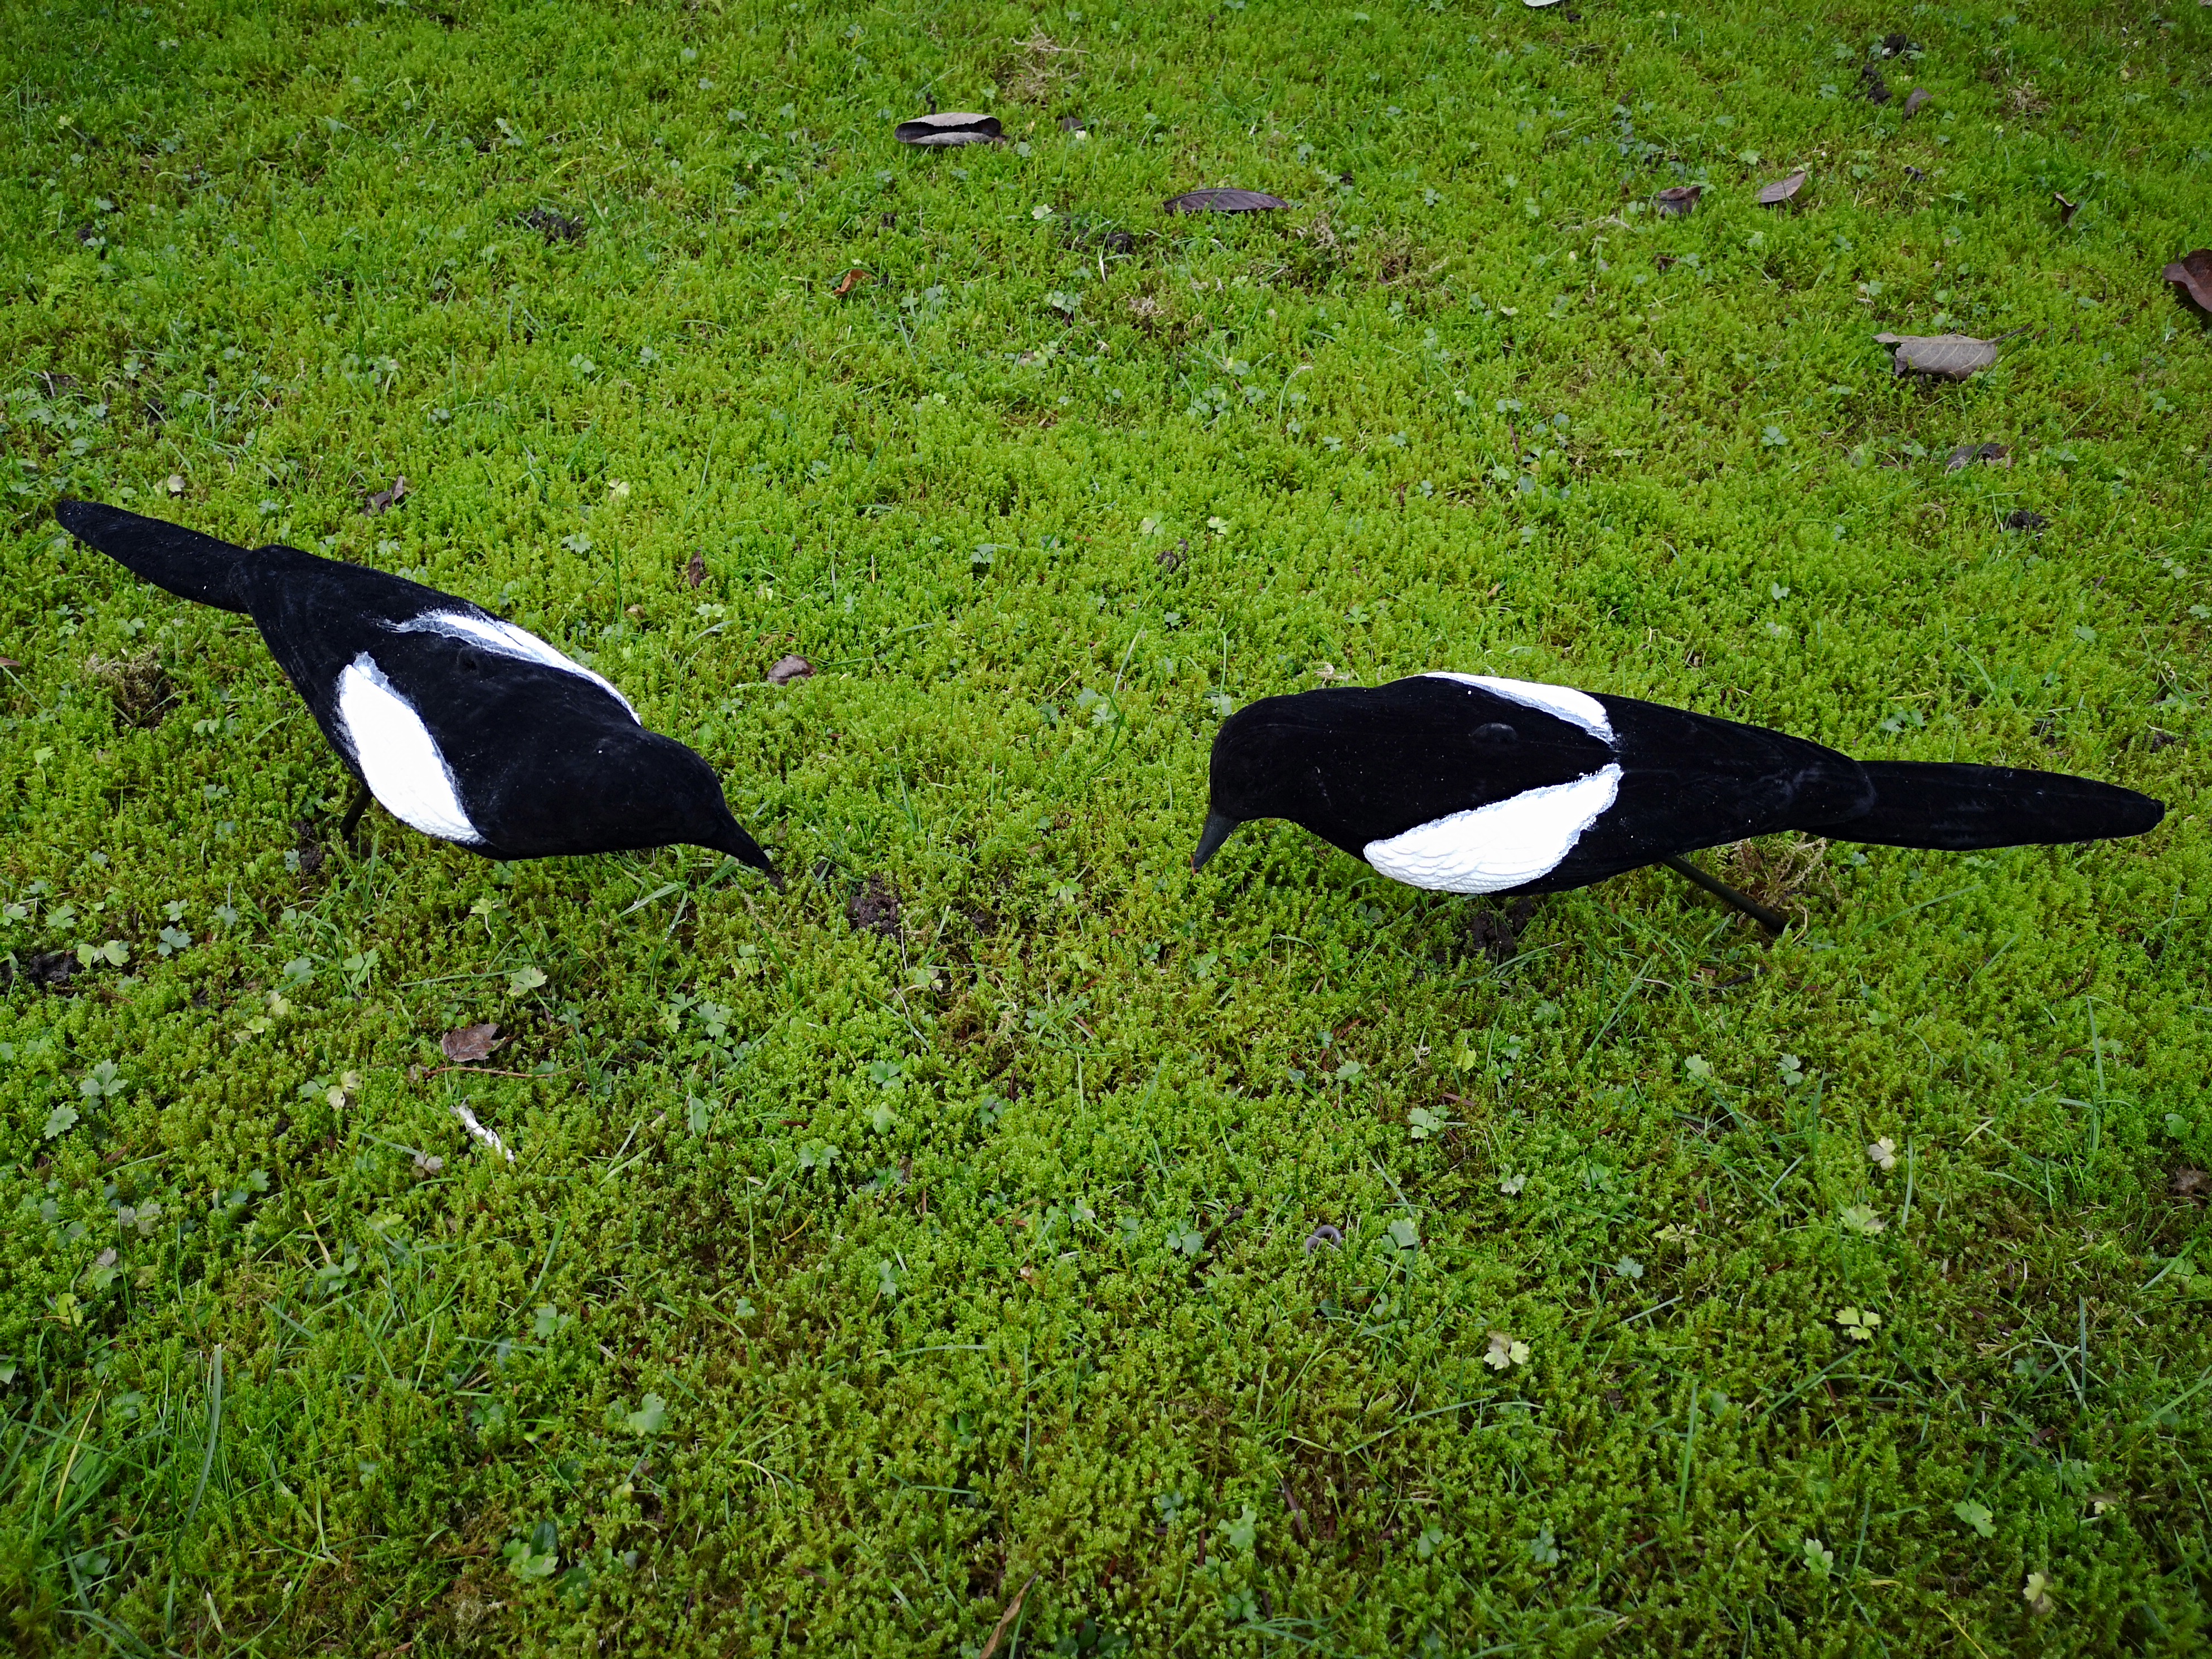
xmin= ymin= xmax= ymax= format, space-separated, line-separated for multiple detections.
xmin=452 ymin=1102 xmax=515 ymax=1163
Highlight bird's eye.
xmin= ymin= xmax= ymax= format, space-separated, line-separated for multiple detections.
xmin=1473 ymin=722 xmax=1518 ymax=745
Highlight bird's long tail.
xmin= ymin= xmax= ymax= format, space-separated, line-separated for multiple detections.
xmin=54 ymin=499 xmax=254 ymax=614
xmin=1804 ymin=761 xmax=2164 ymax=851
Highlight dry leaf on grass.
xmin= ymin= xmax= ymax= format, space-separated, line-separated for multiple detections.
xmin=1945 ymin=442 xmax=2010 ymax=471
xmin=1757 ymin=170 xmax=1807 ymax=207
xmin=684 ymin=550 xmax=706 ymax=589
xmin=894 ymin=112 xmax=1002 ymax=147
xmin=1654 ymin=185 xmax=1701 ymax=218
xmin=1164 ymin=188 xmax=1287 ymax=214
xmin=1903 ymin=87 xmax=1932 ymax=118
xmin=2173 ymin=1167 xmax=2209 ymax=1199
xmin=440 ymin=1022 xmax=502 ymax=1064
xmin=2163 ymin=250 xmax=2212 ymax=319
xmin=766 ymin=654 xmax=814 ymax=686
xmin=1875 ymin=332 xmax=2001 ymax=380
xmin=977 ymin=1574 xmax=1040 ymax=1659
xmin=2054 ymin=192 xmax=2080 ymax=226
xmin=2004 ymin=508 xmax=2048 ymax=533
xmin=832 ymin=266 xmax=869 ymax=298
xmin=363 ymin=476 xmax=409 ymax=515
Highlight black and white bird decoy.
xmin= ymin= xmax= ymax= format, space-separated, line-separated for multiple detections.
xmin=55 ymin=500 xmax=778 ymax=879
xmin=1192 ymin=673 xmax=2161 ymax=928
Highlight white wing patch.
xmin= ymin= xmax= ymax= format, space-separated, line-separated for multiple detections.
xmin=390 ymin=609 xmax=638 ymax=722
xmin=1364 ymin=764 xmax=1622 ymax=894
xmin=1423 ymin=672 xmax=1615 ymax=744
xmin=336 ymin=653 xmax=483 ymax=845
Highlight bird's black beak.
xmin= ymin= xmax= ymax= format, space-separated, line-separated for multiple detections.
xmin=716 ymin=824 xmax=782 ymax=889
xmin=1191 ymin=810 xmax=1240 ymax=872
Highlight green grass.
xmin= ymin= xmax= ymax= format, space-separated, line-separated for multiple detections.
xmin=2 ymin=0 xmax=2209 ymax=1652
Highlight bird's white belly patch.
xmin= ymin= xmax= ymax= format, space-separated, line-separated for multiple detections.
xmin=1364 ymin=764 xmax=1622 ymax=894
xmin=389 ymin=609 xmax=638 ymax=722
xmin=1422 ymin=672 xmax=1615 ymax=743
xmin=336 ymin=653 xmax=483 ymax=845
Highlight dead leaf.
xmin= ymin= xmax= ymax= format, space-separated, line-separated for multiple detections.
xmin=1875 ymin=332 xmax=2001 ymax=380
xmin=0 ymin=657 xmax=18 ymax=670
xmin=1945 ymin=442 xmax=2010 ymax=472
xmin=894 ymin=112 xmax=1003 ymax=147
xmin=2172 ymin=1167 xmax=2209 ymax=1198
xmin=1860 ymin=65 xmax=1891 ymax=105
xmin=1654 ymin=185 xmax=1701 ymax=218
xmin=767 ymin=654 xmax=814 ymax=687
xmin=1757 ymin=169 xmax=1807 ymax=208
xmin=1164 ymin=188 xmax=1287 ymax=214
xmin=440 ymin=1022 xmax=502 ymax=1064
xmin=521 ymin=207 xmax=585 ymax=244
xmin=2162 ymin=249 xmax=2212 ymax=319
xmin=1903 ymin=87 xmax=1932 ymax=119
xmin=2003 ymin=508 xmax=2048 ymax=533
xmin=977 ymin=1574 xmax=1040 ymax=1659
xmin=2054 ymin=192 xmax=2079 ymax=226
xmin=363 ymin=476 xmax=409 ymax=515
xmin=164 ymin=473 xmax=185 ymax=497
xmin=685 ymin=550 xmax=706 ymax=589
xmin=1654 ymin=253 xmax=1679 ymax=271
xmin=832 ymin=266 xmax=869 ymax=298
xmin=1058 ymin=114 xmax=1086 ymax=133
xmin=1878 ymin=31 xmax=1914 ymax=56
xmin=1904 ymin=166 xmax=1927 ymax=183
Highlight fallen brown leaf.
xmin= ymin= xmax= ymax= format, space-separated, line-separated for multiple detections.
xmin=440 ymin=1022 xmax=502 ymax=1064
xmin=1757 ymin=169 xmax=1807 ymax=208
xmin=1875 ymin=332 xmax=2001 ymax=381
xmin=767 ymin=654 xmax=814 ymax=687
xmin=1164 ymin=188 xmax=1287 ymax=214
xmin=1902 ymin=87 xmax=1932 ymax=119
xmin=1654 ymin=185 xmax=1701 ymax=218
xmin=894 ymin=112 xmax=1002 ymax=147
xmin=685 ymin=550 xmax=707 ymax=589
xmin=2003 ymin=508 xmax=2048 ymax=533
xmin=2163 ymin=249 xmax=2212 ymax=319
xmin=832 ymin=266 xmax=869 ymax=298
xmin=363 ymin=476 xmax=409 ymax=515
xmin=2172 ymin=1167 xmax=2209 ymax=1198
xmin=1945 ymin=442 xmax=2010 ymax=472
xmin=977 ymin=1575 xmax=1040 ymax=1659
xmin=0 ymin=657 xmax=19 ymax=670
xmin=2054 ymin=192 xmax=2079 ymax=226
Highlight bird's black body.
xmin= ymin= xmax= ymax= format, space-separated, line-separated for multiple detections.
xmin=55 ymin=500 xmax=776 ymax=876
xmin=1195 ymin=673 xmax=2161 ymax=900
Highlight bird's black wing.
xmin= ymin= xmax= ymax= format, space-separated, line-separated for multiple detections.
xmin=1518 ymin=695 xmax=1876 ymax=892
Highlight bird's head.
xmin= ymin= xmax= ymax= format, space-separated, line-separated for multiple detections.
xmin=1191 ymin=693 xmax=1347 ymax=871
xmin=584 ymin=729 xmax=782 ymax=886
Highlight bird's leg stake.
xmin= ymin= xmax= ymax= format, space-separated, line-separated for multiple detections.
xmin=338 ymin=780 xmax=371 ymax=843
xmin=1661 ymin=853 xmax=1788 ymax=935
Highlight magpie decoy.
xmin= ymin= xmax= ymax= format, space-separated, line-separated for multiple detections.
xmin=55 ymin=501 xmax=778 ymax=879
xmin=1192 ymin=673 xmax=2162 ymax=928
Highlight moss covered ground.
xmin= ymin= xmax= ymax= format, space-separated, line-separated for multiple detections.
xmin=3 ymin=0 xmax=2211 ymax=1652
